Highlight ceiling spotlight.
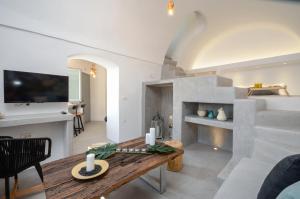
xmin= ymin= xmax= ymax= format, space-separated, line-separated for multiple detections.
xmin=213 ymin=147 xmax=218 ymax=151
xmin=168 ymin=0 xmax=175 ymax=16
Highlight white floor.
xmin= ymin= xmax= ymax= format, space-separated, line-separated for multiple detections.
xmin=72 ymin=121 xmax=110 ymax=155
xmin=0 ymin=122 xmax=232 ymax=199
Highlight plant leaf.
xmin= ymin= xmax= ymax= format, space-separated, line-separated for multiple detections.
xmin=87 ymin=143 xmax=117 ymax=160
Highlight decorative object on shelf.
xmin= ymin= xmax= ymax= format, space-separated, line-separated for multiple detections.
xmin=248 ymin=83 xmax=289 ymax=96
xmin=0 ymin=112 xmax=4 ymax=119
xmin=207 ymin=110 xmax=215 ymax=119
xmin=217 ymin=107 xmax=227 ymax=121
xmin=197 ymin=109 xmax=207 ymax=117
xmin=151 ymin=113 xmax=164 ymax=139
xmin=71 ymin=160 xmax=109 ymax=180
xmin=254 ymin=83 xmax=263 ymax=88
xmin=149 ymin=128 xmax=156 ymax=146
xmin=86 ymin=143 xmax=176 ymax=160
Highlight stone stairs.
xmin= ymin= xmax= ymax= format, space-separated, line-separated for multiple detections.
xmin=252 ymin=109 xmax=300 ymax=164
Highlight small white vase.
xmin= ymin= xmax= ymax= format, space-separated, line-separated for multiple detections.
xmin=217 ymin=108 xmax=227 ymax=121
xmin=197 ymin=110 xmax=206 ymax=117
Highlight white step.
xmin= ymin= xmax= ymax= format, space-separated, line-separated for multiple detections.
xmin=256 ymin=110 xmax=300 ymax=131
xmin=250 ymin=96 xmax=300 ymax=111
xmin=252 ymin=138 xmax=300 ymax=165
xmin=255 ymin=126 xmax=300 ymax=150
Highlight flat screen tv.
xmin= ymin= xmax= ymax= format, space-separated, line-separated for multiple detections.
xmin=4 ymin=70 xmax=69 ymax=103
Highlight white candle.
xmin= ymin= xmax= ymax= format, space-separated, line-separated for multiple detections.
xmin=86 ymin=153 xmax=95 ymax=172
xmin=149 ymin=128 xmax=156 ymax=146
xmin=145 ymin=133 xmax=150 ymax=144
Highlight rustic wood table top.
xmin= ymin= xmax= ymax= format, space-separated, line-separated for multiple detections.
xmin=42 ymin=137 xmax=183 ymax=199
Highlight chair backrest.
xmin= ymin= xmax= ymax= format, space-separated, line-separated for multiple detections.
xmin=0 ymin=137 xmax=51 ymax=178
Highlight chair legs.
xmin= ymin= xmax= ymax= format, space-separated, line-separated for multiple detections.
xmin=5 ymin=177 xmax=10 ymax=199
xmin=79 ymin=115 xmax=84 ymax=132
xmin=73 ymin=115 xmax=84 ymax=136
xmin=73 ymin=117 xmax=78 ymax=137
xmin=35 ymin=163 xmax=44 ymax=182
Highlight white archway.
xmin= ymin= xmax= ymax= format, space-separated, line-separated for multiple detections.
xmin=68 ymin=54 xmax=120 ymax=143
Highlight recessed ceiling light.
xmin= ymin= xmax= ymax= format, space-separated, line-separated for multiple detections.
xmin=213 ymin=147 xmax=218 ymax=151
xmin=283 ymin=62 xmax=288 ymax=65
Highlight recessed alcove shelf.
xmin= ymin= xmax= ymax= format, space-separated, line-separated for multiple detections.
xmin=142 ymin=76 xmax=247 ymax=152
xmin=185 ymin=115 xmax=233 ymax=130
xmin=143 ymin=80 xmax=174 ymax=138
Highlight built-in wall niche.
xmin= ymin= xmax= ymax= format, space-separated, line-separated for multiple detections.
xmin=144 ymin=82 xmax=173 ymax=138
xmin=183 ymin=102 xmax=233 ymax=151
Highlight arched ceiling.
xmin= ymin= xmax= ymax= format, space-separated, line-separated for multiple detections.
xmin=0 ymin=0 xmax=300 ymax=68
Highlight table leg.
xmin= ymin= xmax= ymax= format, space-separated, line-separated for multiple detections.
xmin=140 ymin=164 xmax=166 ymax=194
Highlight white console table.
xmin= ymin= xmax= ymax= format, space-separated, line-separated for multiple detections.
xmin=0 ymin=113 xmax=73 ymax=159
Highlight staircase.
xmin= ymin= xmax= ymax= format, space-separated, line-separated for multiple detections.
xmin=252 ymin=110 xmax=300 ymax=164
xmin=161 ymin=57 xmax=185 ymax=80
xmin=214 ymin=108 xmax=300 ymax=199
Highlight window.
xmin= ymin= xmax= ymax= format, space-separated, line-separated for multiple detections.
xmin=68 ymin=68 xmax=81 ymax=102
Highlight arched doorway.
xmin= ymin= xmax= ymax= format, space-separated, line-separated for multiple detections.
xmin=68 ymin=54 xmax=120 ymax=143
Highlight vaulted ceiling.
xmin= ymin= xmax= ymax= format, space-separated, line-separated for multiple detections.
xmin=0 ymin=0 xmax=299 ymax=69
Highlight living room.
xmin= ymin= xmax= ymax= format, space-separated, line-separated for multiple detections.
xmin=0 ymin=1 xmax=300 ymax=199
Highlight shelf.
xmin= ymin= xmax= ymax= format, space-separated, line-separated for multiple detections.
xmin=184 ymin=115 xmax=233 ymax=130
xmin=143 ymin=79 xmax=174 ymax=87
xmin=0 ymin=113 xmax=73 ymax=128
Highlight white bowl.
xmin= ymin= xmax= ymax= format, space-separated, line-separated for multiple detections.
xmin=197 ymin=110 xmax=206 ymax=117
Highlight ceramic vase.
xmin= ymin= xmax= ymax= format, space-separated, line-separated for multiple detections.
xmin=217 ymin=107 xmax=227 ymax=121
xmin=197 ymin=110 xmax=206 ymax=117
xmin=207 ymin=111 xmax=215 ymax=119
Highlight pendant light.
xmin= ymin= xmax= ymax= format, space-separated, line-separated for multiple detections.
xmin=168 ymin=0 xmax=175 ymax=16
xmin=90 ymin=64 xmax=96 ymax=78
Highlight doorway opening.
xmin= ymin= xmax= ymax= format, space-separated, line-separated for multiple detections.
xmin=66 ymin=54 xmax=120 ymax=154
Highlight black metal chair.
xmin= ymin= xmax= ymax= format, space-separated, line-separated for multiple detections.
xmin=0 ymin=136 xmax=51 ymax=199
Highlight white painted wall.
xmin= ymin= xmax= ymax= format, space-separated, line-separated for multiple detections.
xmin=0 ymin=25 xmax=161 ymax=143
xmin=90 ymin=65 xmax=106 ymax=121
xmin=220 ymin=64 xmax=300 ymax=95
xmin=0 ymin=122 xmax=66 ymax=162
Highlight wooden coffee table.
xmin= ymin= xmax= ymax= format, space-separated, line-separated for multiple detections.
xmin=42 ymin=137 xmax=183 ymax=199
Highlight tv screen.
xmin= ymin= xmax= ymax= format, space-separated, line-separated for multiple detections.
xmin=4 ymin=70 xmax=69 ymax=103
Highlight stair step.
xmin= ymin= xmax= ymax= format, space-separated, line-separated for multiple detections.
xmin=255 ymin=126 xmax=300 ymax=150
xmin=252 ymin=138 xmax=300 ymax=165
xmin=256 ymin=110 xmax=300 ymax=131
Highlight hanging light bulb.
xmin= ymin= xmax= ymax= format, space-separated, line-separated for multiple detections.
xmin=90 ymin=64 xmax=97 ymax=78
xmin=167 ymin=0 xmax=175 ymax=16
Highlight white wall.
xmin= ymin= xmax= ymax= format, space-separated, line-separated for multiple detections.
xmin=0 ymin=25 xmax=161 ymax=143
xmin=220 ymin=64 xmax=300 ymax=95
xmin=90 ymin=65 xmax=106 ymax=121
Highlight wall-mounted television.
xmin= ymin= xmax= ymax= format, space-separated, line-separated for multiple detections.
xmin=4 ymin=70 xmax=69 ymax=103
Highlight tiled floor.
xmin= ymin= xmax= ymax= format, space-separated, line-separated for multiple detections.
xmin=72 ymin=121 xmax=110 ymax=155
xmin=0 ymin=122 xmax=232 ymax=199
